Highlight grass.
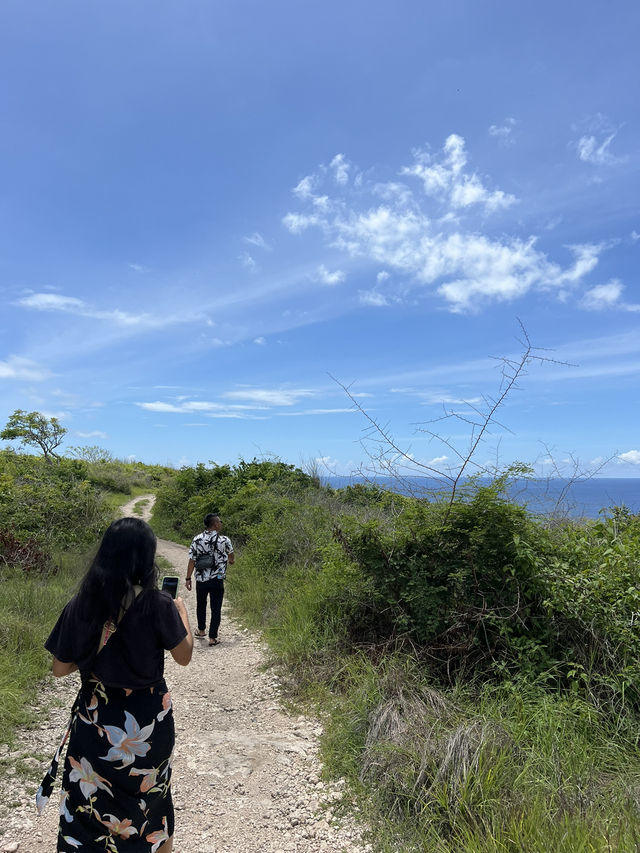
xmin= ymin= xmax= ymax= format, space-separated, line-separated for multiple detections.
xmin=101 ymin=485 xmax=152 ymax=514
xmin=318 ymin=656 xmax=640 ymax=853
xmin=133 ymin=497 xmax=151 ymax=516
xmin=0 ymin=551 xmax=87 ymax=740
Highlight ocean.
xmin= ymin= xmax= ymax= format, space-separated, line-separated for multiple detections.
xmin=325 ymin=476 xmax=640 ymax=520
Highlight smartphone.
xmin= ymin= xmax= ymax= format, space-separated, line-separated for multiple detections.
xmin=161 ymin=576 xmax=179 ymax=599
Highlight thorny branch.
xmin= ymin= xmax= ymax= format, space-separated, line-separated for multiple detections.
xmin=333 ymin=321 xmax=572 ymax=525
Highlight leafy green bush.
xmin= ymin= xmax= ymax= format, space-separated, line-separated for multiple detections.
xmin=334 ymin=481 xmax=556 ymax=680
xmin=0 ymin=451 xmax=111 ymax=553
xmin=152 ymin=458 xmax=324 ymax=543
xmin=541 ymin=512 xmax=640 ymax=707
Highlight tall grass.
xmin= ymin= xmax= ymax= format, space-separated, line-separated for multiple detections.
xmin=0 ymin=554 xmax=86 ymax=738
xmin=320 ymin=656 xmax=640 ymax=852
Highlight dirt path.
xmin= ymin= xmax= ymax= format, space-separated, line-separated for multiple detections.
xmin=0 ymin=496 xmax=371 ymax=853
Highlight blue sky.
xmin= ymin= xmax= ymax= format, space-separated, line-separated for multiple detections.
xmin=1 ymin=0 xmax=639 ymax=478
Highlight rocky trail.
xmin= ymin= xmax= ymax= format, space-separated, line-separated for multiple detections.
xmin=0 ymin=496 xmax=371 ymax=853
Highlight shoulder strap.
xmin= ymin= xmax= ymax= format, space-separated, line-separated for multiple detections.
xmin=97 ymin=584 xmax=143 ymax=653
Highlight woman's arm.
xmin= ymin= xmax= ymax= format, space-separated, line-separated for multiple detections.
xmin=52 ymin=658 xmax=78 ymax=677
xmin=169 ymin=596 xmax=193 ymax=666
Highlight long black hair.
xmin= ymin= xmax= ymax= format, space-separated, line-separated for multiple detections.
xmin=77 ymin=516 xmax=158 ymax=633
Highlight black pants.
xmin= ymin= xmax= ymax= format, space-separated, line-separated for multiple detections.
xmin=195 ymin=577 xmax=225 ymax=639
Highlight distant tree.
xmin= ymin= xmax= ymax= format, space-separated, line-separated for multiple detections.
xmin=68 ymin=445 xmax=113 ymax=463
xmin=1 ymin=409 xmax=67 ymax=461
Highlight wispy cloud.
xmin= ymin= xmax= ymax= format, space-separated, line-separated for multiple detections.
xmin=0 ymin=355 xmax=52 ymax=381
xmin=316 ymin=264 xmax=346 ymax=285
xmin=136 ymin=400 xmax=268 ymax=419
xmin=283 ymin=135 xmax=605 ymax=313
xmin=581 ymin=280 xmax=640 ymax=312
xmin=76 ymin=430 xmax=108 ymax=439
xmin=390 ymin=387 xmax=482 ymax=405
xmin=359 ymin=290 xmax=389 ymax=307
xmin=239 ymin=252 xmax=257 ymax=271
xmin=574 ymin=115 xmax=627 ymax=166
xmin=488 ymin=117 xmax=517 ymax=146
xmin=330 ymin=153 xmax=351 ymax=185
xmin=243 ymin=232 xmax=272 ymax=251
xmin=253 ymin=336 xmax=266 ymax=345
xmin=277 ymin=407 xmax=356 ymax=416
xmin=128 ymin=262 xmax=149 ymax=273
xmin=576 ymin=133 xmax=624 ymax=166
xmin=222 ymin=388 xmax=317 ymax=406
xmin=17 ymin=293 xmax=182 ymax=328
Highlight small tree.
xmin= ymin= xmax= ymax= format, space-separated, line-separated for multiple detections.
xmin=1 ymin=409 xmax=67 ymax=461
xmin=67 ymin=445 xmax=113 ymax=463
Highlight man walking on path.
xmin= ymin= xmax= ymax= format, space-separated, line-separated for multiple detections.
xmin=185 ymin=513 xmax=235 ymax=646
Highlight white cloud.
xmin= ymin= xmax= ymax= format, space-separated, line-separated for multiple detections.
xmin=574 ymin=115 xmax=626 ymax=166
xmin=577 ymin=132 xmax=624 ymax=166
xmin=239 ymin=252 xmax=257 ymax=271
xmin=426 ymin=455 xmax=449 ymax=466
xmin=136 ymin=399 xmax=268 ymax=419
xmin=330 ymin=154 xmax=351 ymax=185
xmin=488 ymin=117 xmax=517 ymax=145
xmin=316 ymin=264 xmax=346 ymax=285
xmin=377 ymin=271 xmax=390 ymax=283
xmin=631 ymin=231 xmax=640 ymax=243
xmin=222 ymin=388 xmax=316 ymax=406
xmin=283 ymin=136 xmax=607 ymax=313
xmin=390 ymin=386 xmax=481 ymax=405
xmin=293 ymin=175 xmax=317 ymax=199
xmin=17 ymin=292 xmax=173 ymax=328
xmin=282 ymin=212 xmax=321 ymax=234
xmin=0 ymin=355 xmax=52 ymax=381
xmin=581 ymin=280 xmax=624 ymax=310
xmin=619 ymin=450 xmax=640 ymax=465
xmin=137 ymin=401 xmax=225 ymax=413
xmin=243 ymin=232 xmax=272 ymax=251
xmin=77 ymin=430 xmax=108 ymax=439
xmin=581 ymin=279 xmax=640 ymax=312
xmin=128 ymin=263 xmax=149 ymax=273
xmin=253 ymin=336 xmax=266 ymax=345
xmin=277 ymin=408 xmax=356 ymax=416
xmin=41 ymin=410 xmax=68 ymax=421
xmin=401 ymin=134 xmax=515 ymax=212
xmin=359 ymin=290 xmax=389 ymax=307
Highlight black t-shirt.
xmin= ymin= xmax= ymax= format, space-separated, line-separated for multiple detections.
xmin=45 ymin=589 xmax=187 ymax=689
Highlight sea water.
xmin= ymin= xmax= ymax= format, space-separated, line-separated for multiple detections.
xmin=326 ymin=476 xmax=640 ymax=520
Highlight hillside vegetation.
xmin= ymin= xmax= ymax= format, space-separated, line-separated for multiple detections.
xmin=153 ymin=460 xmax=640 ymax=852
xmin=0 ymin=449 xmax=172 ymax=734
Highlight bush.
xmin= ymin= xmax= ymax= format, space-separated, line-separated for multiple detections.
xmin=152 ymin=458 xmax=324 ymax=543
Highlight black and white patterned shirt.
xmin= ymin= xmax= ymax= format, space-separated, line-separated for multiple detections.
xmin=188 ymin=530 xmax=234 ymax=581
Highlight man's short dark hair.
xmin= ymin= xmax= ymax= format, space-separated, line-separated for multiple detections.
xmin=204 ymin=513 xmax=220 ymax=529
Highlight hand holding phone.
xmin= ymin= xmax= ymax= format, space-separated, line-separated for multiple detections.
xmin=161 ymin=576 xmax=180 ymax=599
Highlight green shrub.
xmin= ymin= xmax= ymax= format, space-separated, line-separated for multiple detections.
xmin=152 ymin=458 xmax=324 ymax=543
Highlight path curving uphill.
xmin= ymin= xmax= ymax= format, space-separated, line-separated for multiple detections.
xmin=0 ymin=496 xmax=371 ymax=853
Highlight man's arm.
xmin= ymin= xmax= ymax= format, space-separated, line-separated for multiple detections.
xmin=185 ymin=557 xmax=195 ymax=590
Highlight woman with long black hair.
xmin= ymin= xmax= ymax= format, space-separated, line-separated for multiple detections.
xmin=38 ymin=517 xmax=192 ymax=853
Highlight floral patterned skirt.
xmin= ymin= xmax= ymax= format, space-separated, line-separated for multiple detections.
xmin=38 ymin=678 xmax=175 ymax=853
